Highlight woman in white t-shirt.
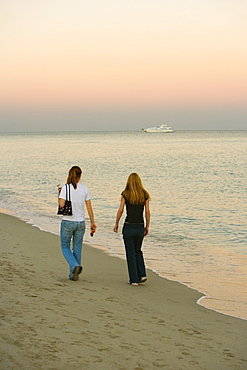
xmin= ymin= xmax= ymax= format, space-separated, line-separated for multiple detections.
xmin=58 ymin=166 xmax=96 ymax=281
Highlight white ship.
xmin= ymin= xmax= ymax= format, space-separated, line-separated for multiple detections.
xmin=142 ymin=124 xmax=174 ymax=133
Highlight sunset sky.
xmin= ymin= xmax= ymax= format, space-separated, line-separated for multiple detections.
xmin=1 ymin=0 xmax=247 ymax=131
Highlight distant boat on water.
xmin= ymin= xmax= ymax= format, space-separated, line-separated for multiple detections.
xmin=142 ymin=124 xmax=174 ymax=133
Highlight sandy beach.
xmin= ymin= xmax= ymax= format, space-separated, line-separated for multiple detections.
xmin=0 ymin=212 xmax=247 ymax=370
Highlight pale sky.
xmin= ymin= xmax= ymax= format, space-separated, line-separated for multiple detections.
xmin=1 ymin=0 xmax=247 ymax=131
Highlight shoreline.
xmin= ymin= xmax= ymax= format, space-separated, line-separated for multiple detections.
xmin=1 ymin=212 xmax=247 ymax=369
xmin=1 ymin=207 xmax=246 ymax=322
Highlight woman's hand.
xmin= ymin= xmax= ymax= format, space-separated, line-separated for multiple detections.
xmin=144 ymin=227 xmax=149 ymax=236
xmin=113 ymin=224 xmax=118 ymax=233
xmin=91 ymin=223 xmax=97 ymax=232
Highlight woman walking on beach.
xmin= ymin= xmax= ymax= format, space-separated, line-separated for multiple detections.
xmin=114 ymin=173 xmax=150 ymax=286
xmin=58 ymin=166 xmax=96 ymax=281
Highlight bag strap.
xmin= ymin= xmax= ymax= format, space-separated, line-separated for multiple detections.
xmin=68 ymin=184 xmax=71 ymax=201
xmin=65 ymin=184 xmax=71 ymax=201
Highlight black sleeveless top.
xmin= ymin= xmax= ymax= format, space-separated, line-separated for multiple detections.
xmin=122 ymin=193 xmax=147 ymax=224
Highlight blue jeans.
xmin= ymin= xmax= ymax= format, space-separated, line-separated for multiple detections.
xmin=60 ymin=220 xmax=85 ymax=278
xmin=122 ymin=223 xmax=146 ymax=284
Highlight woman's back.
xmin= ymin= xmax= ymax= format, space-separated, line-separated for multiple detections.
xmin=60 ymin=183 xmax=91 ymax=222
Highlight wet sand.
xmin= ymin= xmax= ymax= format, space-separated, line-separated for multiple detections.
xmin=0 ymin=212 xmax=247 ymax=369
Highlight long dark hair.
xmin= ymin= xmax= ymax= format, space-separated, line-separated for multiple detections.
xmin=66 ymin=166 xmax=82 ymax=189
xmin=122 ymin=173 xmax=150 ymax=205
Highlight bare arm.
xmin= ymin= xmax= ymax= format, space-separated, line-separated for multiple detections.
xmin=144 ymin=200 xmax=150 ymax=236
xmin=58 ymin=191 xmax=65 ymax=207
xmin=58 ymin=187 xmax=65 ymax=207
xmin=113 ymin=197 xmax=125 ymax=233
xmin=85 ymin=199 xmax=97 ymax=231
xmin=59 ymin=199 xmax=65 ymax=207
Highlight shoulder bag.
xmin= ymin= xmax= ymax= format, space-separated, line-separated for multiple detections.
xmin=57 ymin=184 xmax=73 ymax=216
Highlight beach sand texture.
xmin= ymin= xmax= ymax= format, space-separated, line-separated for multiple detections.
xmin=0 ymin=213 xmax=247 ymax=370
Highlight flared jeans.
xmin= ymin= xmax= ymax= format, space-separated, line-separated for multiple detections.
xmin=122 ymin=223 xmax=146 ymax=284
xmin=60 ymin=220 xmax=85 ymax=278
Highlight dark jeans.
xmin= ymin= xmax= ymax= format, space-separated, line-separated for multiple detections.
xmin=122 ymin=223 xmax=146 ymax=284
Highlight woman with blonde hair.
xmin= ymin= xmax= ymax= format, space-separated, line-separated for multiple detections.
xmin=58 ymin=166 xmax=96 ymax=281
xmin=114 ymin=173 xmax=150 ymax=285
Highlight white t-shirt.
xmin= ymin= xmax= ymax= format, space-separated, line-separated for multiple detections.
xmin=59 ymin=183 xmax=91 ymax=222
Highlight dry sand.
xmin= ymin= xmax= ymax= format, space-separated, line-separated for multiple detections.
xmin=0 ymin=212 xmax=247 ymax=370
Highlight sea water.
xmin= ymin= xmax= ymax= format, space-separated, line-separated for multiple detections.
xmin=0 ymin=130 xmax=246 ymax=319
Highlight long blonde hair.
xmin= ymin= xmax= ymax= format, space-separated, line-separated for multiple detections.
xmin=122 ymin=173 xmax=150 ymax=205
xmin=67 ymin=166 xmax=82 ymax=189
